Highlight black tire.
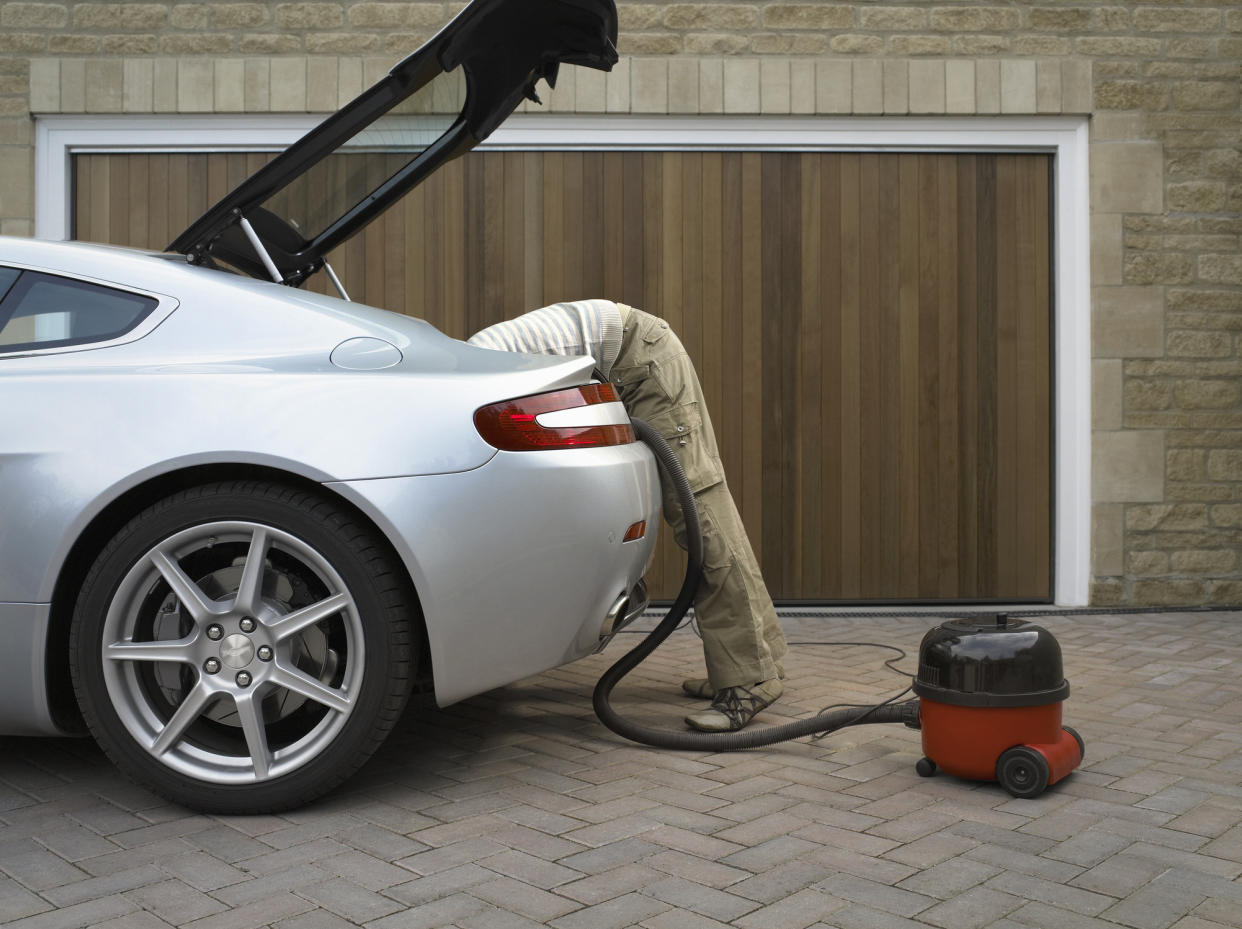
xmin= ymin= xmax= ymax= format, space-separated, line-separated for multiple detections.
xmin=996 ymin=746 xmax=1050 ymax=799
xmin=70 ymin=481 xmax=415 ymax=813
xmin=915 ymin=757 xmax=937 ymax=778
xmin=1064 ymin=725 xmax=1085 ymax=763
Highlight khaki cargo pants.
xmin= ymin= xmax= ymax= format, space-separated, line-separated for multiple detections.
xmin=611 ymin=305 xmax=787 ymax=690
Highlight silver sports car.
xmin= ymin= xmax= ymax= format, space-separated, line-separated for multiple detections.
xmin=0 ymin=0 xmax=659 ymax=812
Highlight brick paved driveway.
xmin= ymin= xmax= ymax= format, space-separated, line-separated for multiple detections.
xmin=2 ymin=611 xmax=1240 ymax=929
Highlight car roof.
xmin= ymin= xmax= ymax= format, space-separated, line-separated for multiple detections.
xmin=167 ymin=0 xmax=617 ymax=287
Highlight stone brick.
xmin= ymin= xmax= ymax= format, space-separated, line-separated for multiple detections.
xmin=1094 ymin=286 xmax=1165 ymax=358
xmin=239 ymin=33 xmax=300 ymax=53
xmin=945 ymin=59 xmax=974 ymax=113
xmin=49 ymin=34 xmax=99 ymax=53
xmin=1168 ymin=182 xmax=1228 ymax=213
xmin=890 ymin=35 xmax=951 ymax=56
xmin=752 ymin=33 xmax=826 ymax=55
xmin=1165 ymin=36 xmax=1217 ymax=60
xmin=1199 ymin=254 xmax=1242 ymax=285
xmin=161 ymin=33 xmax=233 ymax=53
xmin=665 ymin=5 xmax=757 ymax=31
xmin=1131 ymin=578 xmax=1209 ymax=603
xmin=170 ymin=4 xmax=207 ymax=29
xmin=213 ymin=3 xmax=268 ymax=28
xmin=101 ymin=34 xmax=158 ymax=53
xmin=1028 ymin=8 xmax=1090 ymax=32
xmin=1076 ymin=37 xmax=1163 ymax=59
xmin=1095 ymin=430 xmax=1166 ymax=503
xmin=310 ymin=32 xmax=379 ymax=53
xmin=1134 ymin=8 xmax=1221 ymax=34
xmin=831 ymin=35 xmax=884 ymax=55
xmin=1095 ymin=79 xmax=1169 ymax=111
xmin=1 ymin=2 xmax=67 ymax=28
xmin=1000 ymin=59 xmax=1036 ymax=113
xmin=882 ymin=59 xmax=907 ymax=113
xmin=1170 ymin=549 xmax=1236 ymax=573
xmin=1016 ymin=36 xmax=1072 ymax=57
xmin=1169 ymin=335 xmax=1234 ymax=362
xmin=73 ymin=3 xmax=168 ymax=29
xmin=1126 ymin=379 xmax=1172 ymax=411
xmin=1168 ymin=449 xmax=1207 ymax=482
xmin=1127 ymin=503 xmax=1208 ymax=531
xmin=1126 ymin=253 xmax=1195 ymax=285
xmin=1092 ymin=143 xmax=1164 ymax=214
xmin=1206 ymin=450 xmax=1242 ymax=481
xmin=763 ymin=5 xmax=854 ymax=31
xmin=931 ymin=7 xmax=1020 ymax=32
xmin=348 ymin=2 xmax=445 ymax=29
xmin=860 ymin=8 xmax=926 ymax=31
xmin=1211 ymin=504 xmax=1242 ymax=527
xmin=0 ymin=32 xmax=47 ymax=52
xmin=1128 ymin=549 xmax=1169 ymax=575
xmin=618 ymin=5 xmax=661 ymax=31
xmin=683 ymin=34 xmax=748 ymax=55
xmin=952 ymin=34 xmax=1011 ymax=55
xmin=1172 ymin=81 xmax=1240 ymax=111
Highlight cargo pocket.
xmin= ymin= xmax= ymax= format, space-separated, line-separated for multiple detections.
xmin=644 ymin=400 xmax=725 ymax=494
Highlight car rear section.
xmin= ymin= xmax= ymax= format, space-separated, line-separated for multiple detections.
xmin=332 ymin=362 xmax=661 ymax=708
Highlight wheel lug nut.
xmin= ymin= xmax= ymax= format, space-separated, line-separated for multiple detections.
xmin=236 ymin=671 xmax=252 ymax=688
xmin=203 ymin=658 xmax=221 ymax=674
xmin=256 ymin=645 xmax=273 ymax=662
xmin=239 ymin=617 xmax=256 ymax=633
xmin=206 ymin=624 xmax=223 ymax=641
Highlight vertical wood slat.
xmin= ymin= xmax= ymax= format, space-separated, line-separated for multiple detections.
xmin=71 ymin=150 xmax=1053 ymax=603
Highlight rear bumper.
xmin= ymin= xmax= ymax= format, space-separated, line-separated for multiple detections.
xmin=330 ymin=441 xmax=660 ymax=706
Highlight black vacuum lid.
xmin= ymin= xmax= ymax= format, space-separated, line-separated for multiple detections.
xmin=913 ymin=615 xmax=1070 ymax=708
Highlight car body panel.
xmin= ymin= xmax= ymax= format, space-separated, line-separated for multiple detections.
xmin=332 ymin=444 xmax=660 ymax=707
xmin=0 ymin=603 xmax=58 ymax=735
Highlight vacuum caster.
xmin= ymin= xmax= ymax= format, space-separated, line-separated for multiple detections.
xmin=996 ymin=746 xmax=1050 ymax=799
xmin=1064 ymin=726 xmax=1085 ymax=763
xmin=915 ymin=757 xmax=937 ymax=778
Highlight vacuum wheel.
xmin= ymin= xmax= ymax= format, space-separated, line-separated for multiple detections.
xmin=996 ymin=746 xmax=1050 ymax=799
xmin=1064 ymin=725 xmax=1086 ymax=763
xmin=915 ymin=757 xmax=937 ymax=778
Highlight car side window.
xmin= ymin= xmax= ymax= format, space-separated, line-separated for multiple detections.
xmin=0 ymin=268 xmax=158 ymax=353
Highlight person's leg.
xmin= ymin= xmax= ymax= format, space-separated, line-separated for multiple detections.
xmin=611 ymin=307 xmax=787 ymax=713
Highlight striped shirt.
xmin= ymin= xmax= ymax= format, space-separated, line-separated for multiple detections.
xmin=467 ymin=300 xmax=626 ymax=377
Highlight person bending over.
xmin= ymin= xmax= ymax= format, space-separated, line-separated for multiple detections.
xmin=469 ymin=299 xmax=787 ymax=732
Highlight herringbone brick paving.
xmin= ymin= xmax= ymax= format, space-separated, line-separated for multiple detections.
xmin=1 ymin=611 xmax=1240 ymax=929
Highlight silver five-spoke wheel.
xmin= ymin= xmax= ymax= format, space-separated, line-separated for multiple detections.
xmin=72 ymin=482 xmax=414 ymax=812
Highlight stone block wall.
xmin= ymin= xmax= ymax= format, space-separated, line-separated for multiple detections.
xmin=2 ymin=2 xmax=1240 ymax=605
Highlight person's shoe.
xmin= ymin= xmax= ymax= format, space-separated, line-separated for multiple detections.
xmin=684 ymin=678 xmax=783 ymax=732
xmin=681 ymin=662 xmax=784 ymax=699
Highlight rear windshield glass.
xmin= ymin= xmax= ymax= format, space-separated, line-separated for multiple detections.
xmin=260 ymin=68 xmax=467 ymax=240
xmin=0 ymin=270 xmax=159 ymax=353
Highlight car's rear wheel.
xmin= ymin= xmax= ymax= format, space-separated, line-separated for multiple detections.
xmin=71 ymin=481 xmax=414 ymax=813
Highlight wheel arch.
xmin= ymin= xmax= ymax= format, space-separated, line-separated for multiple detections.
xmin=46 ymin=463 xmax=434 ymax=734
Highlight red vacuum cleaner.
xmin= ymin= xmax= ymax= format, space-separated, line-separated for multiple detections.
xmin=912 ymin=614 xmax=1084 ymax=798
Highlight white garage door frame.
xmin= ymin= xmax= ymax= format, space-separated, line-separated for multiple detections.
xmin=34 ymin=112 xmax=1091 ymax=606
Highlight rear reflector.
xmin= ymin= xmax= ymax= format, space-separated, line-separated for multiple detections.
xmin=475 ymin=383 xmax=636 ymax=451
xmin=623 ymin=520 xmax=646 ymax=542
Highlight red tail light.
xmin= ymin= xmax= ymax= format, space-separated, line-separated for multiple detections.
xmin=475 ymin=383 xmax=636 ymax=451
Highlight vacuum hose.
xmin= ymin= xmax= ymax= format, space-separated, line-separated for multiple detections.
xmin=592 ymin=418 xmax=919 ymax=750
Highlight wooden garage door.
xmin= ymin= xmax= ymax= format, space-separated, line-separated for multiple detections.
xmin=74 ymin=150 xmax=1052 ymax=603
